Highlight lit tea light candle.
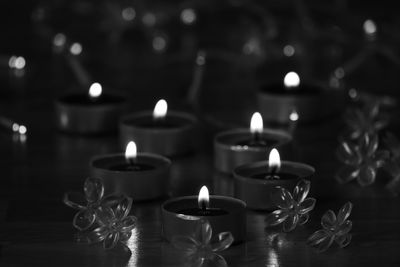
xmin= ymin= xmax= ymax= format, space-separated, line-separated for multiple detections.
xmin=119 ymin=99 xmax=198 ymax=156
xmin=257 ymin=71 xmax=344 ymax=123
xmin=55 ymin=82 xmax=126 ymax=134
xmin=161 ymin=185 xmax=246 ymax=244
xmin=214 ymin=112 xmax=292 ymax=173
xmin=233 ymin=148 xmax=315 ymax=210
xmin=90 ymin=141 xmax=171 ymax=201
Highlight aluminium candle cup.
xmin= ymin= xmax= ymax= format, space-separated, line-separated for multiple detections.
xmin=257 ymin=83 xmax=344 ymax=124
xmin=161 ymin=195 xmax=246 ymax=244
xmin=214 ymin=129 xmax=292 ymax=173
xmin=55 ymin=93 xmax=127 ymax=134
xmin=90 ymin=153 xmax=171 ymax=201
xmin=233 ymin=160 xmax=315 ymax=210
xmin=119 ymin=111 xmax=198 ymax=157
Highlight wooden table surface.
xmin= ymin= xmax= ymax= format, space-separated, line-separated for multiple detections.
xmin=0 ymin=63 xmax=400 ymax=267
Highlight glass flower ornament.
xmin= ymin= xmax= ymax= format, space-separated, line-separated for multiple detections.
xmin=336 ymin=133 xmax=389 ymax=186
xmin=63 ymin=177 xmax=107 ymax=231
xmin=307 ymin=202 xmax=353 ymax=253
xmin=342 ymin=101 xmax=389 ymax=141
xmin=171 ymin=219 xmax=234 ymax=267
xmin=265 ymin=179 xmax=316 ymax=232
xmin=87 ymin=196 xmax=137 ymax=249
xmin=382 ymin=132 xmax=400 ymax=195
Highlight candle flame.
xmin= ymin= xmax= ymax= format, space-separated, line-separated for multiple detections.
xmin=250 ymin=112 xmax=263 ymax=134
xmin=284 ymin=72 xmax=300 ymax=89
xmin=363 ymin=19 xmax=377 ymax=35
xmin=289 ymin=109 xmax=299 ymax=122
xmin=268 ymin=148 xmax=281 ymax=173
xmin=125 ymin=141 xmax=137 ymax=162
xmin=89 ymin=82 xmax=102 ymax=99
xmin=198 ymin=186 xmax=209 ymax=210
xmin=153 ymin=99 xmax=168 ymax=119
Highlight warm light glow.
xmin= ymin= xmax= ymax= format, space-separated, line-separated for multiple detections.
xmin=18 ymin=125 xmax=27 ymax=135
xmin=53 ymin=33 xmax=66 ymax=47
xmin=125 ymin=141 xmax=137 ymax=161
xmin=283 ymin=72 xmax=300 ymax=89
xmin=180 ymin=8 xmax=196 ymax=25
xmin=250 ymin=112 xmax=263 ymax=134
xmin=283 ymin=45 xmax=295 ymax=57
xmin=152 ymin=36 xmax=167 ymax=52
xmin=70 ymin=42 xmax=82 ymax=55
xmin=198 ymin=186 xmax=209 ymax=210
xmin=268 ymin=148 xmax=281 ymax=172
xmin=12 ymin=123 xmax=27 ymax=135
xmin=88 ymin=82 xmax=102 ymax=99
xmin=122 ymin=7 xmax=136 ymax=21
xmin=289 ymin=110 xmax=299 ymax=122
xmin=153 ymin=99 xmax=168 ymax=119
xmin=363 ymin=19 xmax=377 ymax=35
xmin=9 ymin=56 xmax=26 ymax=70
xmin=142 ymin=12 xmax=156 ymax=27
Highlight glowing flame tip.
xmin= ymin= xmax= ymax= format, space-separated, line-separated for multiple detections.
xmin=250 ymin=112 xmax=263 ymax=133
xmin=284 ymin=72 xmax=300 ymax=89
xmin=125 ymin=141 xmax=137 ymax=161
xmin=268 ymin=148 xmax=281 ymax=172
xmin=153 ymin=99 xmax=168 ymax=119
xmin=198 ymin=186 xmax=209 ymax=210
xmin=89 ymin=82 xmax=102 ymax=99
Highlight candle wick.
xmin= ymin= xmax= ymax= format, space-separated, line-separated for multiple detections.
xmin=127 ymin=157 xmax=136 ymax=166
xmin=253 ymin=131 xmax=260 ymax=143
xmin=266 ymin=166 xmax=280 ymax=180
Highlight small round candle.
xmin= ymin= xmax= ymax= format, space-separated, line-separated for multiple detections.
xmin=55 ymin=82 xmax=127 ymax=134
xmin=233 ymin=148 xmax=315 ymax=210
xmin=119 ymin=99 xmax=198 ymax=156
xmin=214 ymin=112 xmax=292 ymax=173
xmin=90 ymin=141 xmax=171 ymax=201
xmin=257 ymin=71 xmax=344 ymax=123
xmin=161 ymin=186 xmax=246 ymax=244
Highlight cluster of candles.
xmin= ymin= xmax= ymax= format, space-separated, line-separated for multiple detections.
xmin=55 ymin=71 xmax=322 ymax=244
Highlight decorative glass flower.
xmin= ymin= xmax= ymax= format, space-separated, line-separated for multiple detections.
xmin=265 ymin=179 xmax=316 ymax=232
xmin=63 ymin=177 xmax=106 ymax=231
xmin=336 ymin=134 xmax=389 ymax=186
xmin=171 ymin=219 xmax=233 ymax=267
xmin=87 ymin=196 xmax=137 ymax=249
xmin=342 ymin=102 xmax=389 ymax=140
xmin=307 ymin=202 xmax=353 ymax=253
xmin=382 ymin=132 xmax=400 ymax=195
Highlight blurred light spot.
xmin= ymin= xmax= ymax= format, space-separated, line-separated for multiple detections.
xmin=284 ymin=72 xmax=300 ymax=88
xmin=196 ymin=51 xmax=206 ymax=65
xmin=243 ymin=38 xmax=261 ymax=55
xmin=89 ymin=82 xmax=102 ymax=99
xmin=122 ymin=7 xmax=136 ymax=21
xmin=180 ymin=8 xmax=196 ymax=25
xmin=70 ymin=42 xmax=82 ymax=55
xmin=334 ymin=67 xmax=345 ymax=79
xmin=18 ymin=125 xmax=27 ymax=135
xmin=329 ymin=77 xmax=340 ymax=88
xmin=9 ymin=56 xmax=26 ymax=70
xmin=349 ymin=88 xmax=358 ymax=99
xmin=283 ymin=45 xmax=295 ymax=57
xmin=53 ymin=33 xmax=66 ymax=47
xmin=152 ymin=36 xmax=167 ymax=52
xmin=12 ymin=123 xmax=19 ymax=132
xmin=142 ymin=12 xmax=156 ymax=27
xmin=289 ymin=110 xmax=299 ymax=121
xmin=363 ymin=19 xmax=377 ymax=35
